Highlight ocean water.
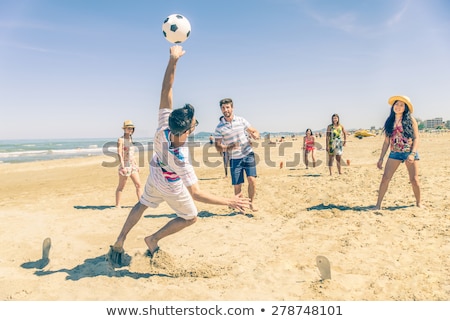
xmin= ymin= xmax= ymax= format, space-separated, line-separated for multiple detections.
xmin=0 ymin=138 xmax=145 ymax=164
xmin=0 ymin=134 xmax=211 ymax=164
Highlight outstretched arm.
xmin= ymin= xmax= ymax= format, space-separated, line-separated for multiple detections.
xmin=159 ymin=45 xmax=186 ymax=110
xmin=187 ymin=182 xmax=250 ymax=213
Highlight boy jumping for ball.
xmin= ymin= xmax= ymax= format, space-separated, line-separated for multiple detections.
xmin=108 ymin=45 xmax=250 ymax=265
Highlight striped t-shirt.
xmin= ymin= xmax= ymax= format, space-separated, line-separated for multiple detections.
xmin=149 ymin=108 xmax=198 ymax=195
xmin=214 ymin=115 xmax=253 ymax=159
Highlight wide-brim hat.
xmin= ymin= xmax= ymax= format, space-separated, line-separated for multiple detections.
xmin=122 ymin=120 xmax=135 ymax=129
xmin=388 ymin=95 xmax=414 ymax=114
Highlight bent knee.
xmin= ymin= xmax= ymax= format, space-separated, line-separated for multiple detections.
xmin=185 ymin=216 xmax=197 ymax=225
xmin=410 ymin=176 xmax=420 ymax=186
xmin=381 ymin=172 xmax=394 ymax=182
xmin=247 ymin=176 xmax=257 ymax=184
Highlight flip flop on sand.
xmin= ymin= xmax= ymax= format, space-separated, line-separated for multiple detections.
xmin=316 ymin=255 xmax=331 ymax=280
xmin=37 ymin=237 xmax=51 ymax=269
xmin=107 ymin=245 xmax=124 ymax=266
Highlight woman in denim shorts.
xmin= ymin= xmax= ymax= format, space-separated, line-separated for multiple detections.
xmin=372 ymin=95 xmax=423 ymax=210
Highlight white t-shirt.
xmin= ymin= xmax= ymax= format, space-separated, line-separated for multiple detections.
xmin=214 ymin=115 xmax=253 ymax=159
xmin=149 ymin=109 xmax=198 ymax=195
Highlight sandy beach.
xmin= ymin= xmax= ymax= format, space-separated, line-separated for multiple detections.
xmin=0 ymin=132 xmax=449 ymax=301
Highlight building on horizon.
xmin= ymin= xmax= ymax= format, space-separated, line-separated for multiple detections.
xmin=424 ymin=117 xmax=444 ymax=129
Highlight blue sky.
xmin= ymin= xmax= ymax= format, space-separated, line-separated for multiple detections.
xmin=1 ymin=0 xmax=449 ymax=139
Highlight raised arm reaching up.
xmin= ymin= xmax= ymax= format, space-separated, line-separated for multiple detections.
xmin=159 ymin=45 xmax=185 ymax=110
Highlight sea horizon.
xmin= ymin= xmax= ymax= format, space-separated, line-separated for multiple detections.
xmin=0 ymin=130 xmax=317 ymax=164
xmin=0 ymin=134 xmax=214 ymax=164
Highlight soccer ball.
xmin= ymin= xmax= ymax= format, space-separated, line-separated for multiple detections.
xmin=162 ymin=14 xmax=191 ymax=44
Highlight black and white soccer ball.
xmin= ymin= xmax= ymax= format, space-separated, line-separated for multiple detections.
xmin=162 ymin=14 xmax=191 ymax=44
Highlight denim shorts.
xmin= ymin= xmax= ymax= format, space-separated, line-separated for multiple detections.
xmin=388 ymin=151 xmax=420 ymax=162
xmin=230 ymin=152 xmax=257 ymax=185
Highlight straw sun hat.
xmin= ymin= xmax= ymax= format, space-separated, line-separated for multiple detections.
xmin=388 ymin=95 xmax=414 ymax=114
xmin=122 ymin=120 xmax=135 ymax=129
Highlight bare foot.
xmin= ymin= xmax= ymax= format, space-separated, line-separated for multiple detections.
xmin=144 ymin=236 xmax=159 ymax=257
xmin=249 ymin=203 xmax=258 ymax=212
xmin=368 ymin=205 xmax=381 ymax=211
xmin=417 ymin=203 xmax=426 ymax=209
xmin=112 ymin=239 xmax=124 ymax=251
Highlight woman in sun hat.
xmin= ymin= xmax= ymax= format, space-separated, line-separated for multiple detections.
xmin=115 ymin=120 xmax=142 ymax=208
xmin=371 ymin=95 xmax=423 ymax=210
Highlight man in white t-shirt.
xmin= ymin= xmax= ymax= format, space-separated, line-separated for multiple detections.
xmin=108 ymin=46 xmax=250 ymax=266
xmin=214 ymin=98 xmax=260 ymax=212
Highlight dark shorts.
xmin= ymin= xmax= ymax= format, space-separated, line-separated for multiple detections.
xmin=388 ymin=151 xmax=420 ymax=162
xmin=230 ymin=152 xmax=257 ymax=185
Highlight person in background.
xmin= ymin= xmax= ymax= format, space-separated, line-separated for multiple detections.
xmin=326 ymin=113 xmax=347 ymax=175
xmin=115 ymin=120 xmax=142 ymax=208
xmin=371 ymin=95 xmax=423 ymax=210
xmin=214 ymin=98 xmax=260 ymax=212
xmin=303 ymin=128 xmax=316 ymax=169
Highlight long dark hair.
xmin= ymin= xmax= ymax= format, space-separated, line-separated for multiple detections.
xmin=383 ymin=102 xmax=414 ymax=138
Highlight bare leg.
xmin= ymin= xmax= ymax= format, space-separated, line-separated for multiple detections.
xmin=328 ymin=154 xmax=334 ymax=175
xmin=336 ymin=155 xmax=342 ymax=174
xmin=112 ymin=202 xmax=148 ymax=250
xmin=405 ymin=160 xmax=422 ymax=207
xmin=232 ymin=183 xmax=245 ymax=213
xmin=234 ymin=183 xmax=243 ymax=196
xmin=130 ymin=172 xmax=143 ymax=201
xmin=144 ymin=217 xmax=197 ymax=255
xmin=373 ymin=158 xmax=402 ymax=209
xmin=247 ymin=176 xmax=257 ymax=211
xmin=311 ymin=149 xmax=316 ymax=167
xmin=223 ymin=153 xmax=229 ymax=178
xmin=304 ymin=151 xmax=309 ymax=168
xmin=115 ymin=175 xmax=128 ymax=207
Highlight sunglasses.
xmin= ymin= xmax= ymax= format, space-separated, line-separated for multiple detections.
xmin=182 ymin=119 xmax=199 ymax=134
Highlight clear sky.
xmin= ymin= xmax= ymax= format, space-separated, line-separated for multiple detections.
xmin=1 ymin=0 xmax=449 ymax=140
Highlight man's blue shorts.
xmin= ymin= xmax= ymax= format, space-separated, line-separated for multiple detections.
xmin=230 ymin=152 xmax=257 ymax=185
xmin=388 ymin=151 xmax=420 ymax=162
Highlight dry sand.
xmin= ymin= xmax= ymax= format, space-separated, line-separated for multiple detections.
xmin=0 ymin=133 xmax=449 ymax=301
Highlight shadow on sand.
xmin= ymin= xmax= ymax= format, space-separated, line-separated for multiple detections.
xmin=144 ymin=210 xmax=253 ymax=219
xmin=24 ymin=254 xmax=173 ymax=280
xmin=307 ymin=203 xmax=414 ymax=212
xmin=73 ymin=205 xmax=133 ymax=210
